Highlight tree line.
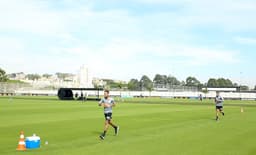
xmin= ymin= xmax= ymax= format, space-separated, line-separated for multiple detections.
xmin=127 ymin=74 xmax=252 ymax=91
xmin=0 ymin=67 xmax=254 ymax=91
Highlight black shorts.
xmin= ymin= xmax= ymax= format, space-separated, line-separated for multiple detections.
xmin=104 ymin=113 xmax=112 ymax=120
xmin=216 ymin=106 xmax=223 ymax=110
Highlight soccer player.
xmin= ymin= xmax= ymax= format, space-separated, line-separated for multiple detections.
xmin=215 ymin=91 xmax=225 ymax=121
xmin=99 ymin=90 xmax=119 ymax=140
xmin=199 ymin=94 xmax=203 ymax=101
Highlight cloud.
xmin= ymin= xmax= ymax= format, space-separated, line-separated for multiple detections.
xmin=136 ymin=0 xmax=188 ymax=5
xmin=185 ymin=1 xmax=256 ymax=32
xmin=234 ymin=37 xmax=256 ymax=45
xmin=0 ymin=0 xmax=63 ymax=36
xmin=45 ymin=38 xmax=240 ymax=79
xmin=136 ymin=0 xmax=256 ymax=32
xmin=0 ymin=0 xmax=139 ymax=39
xmin=0 ymin=37 xmax=28 ymax=72
xmin=0 ymin=0 xmax=250 ymax=83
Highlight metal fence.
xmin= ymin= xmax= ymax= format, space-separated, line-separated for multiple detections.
xmin=153 ymin=84 xmax=199 ymax=92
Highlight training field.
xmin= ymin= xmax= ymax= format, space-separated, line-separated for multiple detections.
xmin=1 ymin=96 xmax=256 ymax=155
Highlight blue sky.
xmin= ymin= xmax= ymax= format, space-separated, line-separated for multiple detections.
xmin=0 ymin=0 xmax=256 ymax=87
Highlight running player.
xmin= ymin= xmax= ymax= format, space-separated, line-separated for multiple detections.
xmin=99 ymin=90 xmax=119 ymax=140
xmin=215 ymin=91 xmax=225 ymax=121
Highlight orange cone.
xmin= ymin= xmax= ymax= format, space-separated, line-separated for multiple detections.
xmin=16 ymin=131 xmax=26 ymax=151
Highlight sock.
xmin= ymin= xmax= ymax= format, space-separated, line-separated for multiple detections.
xmin=110 ymin=123 xmax=117 ymax=128
xmin=102 ymin=131 xmax=106 ymax=136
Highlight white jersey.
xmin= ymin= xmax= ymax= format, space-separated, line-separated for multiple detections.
xmin=99 ymin=97 xmax=115 ymax=113
xmin=215 ymin=95 xmax=224 ymax=106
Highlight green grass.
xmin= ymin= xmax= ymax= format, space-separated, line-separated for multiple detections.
xmin=1 ymin=96 xmax=256 ymax=155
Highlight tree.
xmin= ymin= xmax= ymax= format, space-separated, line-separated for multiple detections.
xmin=42 ymin=74 xmax=52 ymax=78
xmin=207 ymin=78 xmax=218 ymax=87
xmin=207 ymin=78 xmax=234 ymax=87
xmin=254 ymin=85 xmax=256 ymax=90
xmin=198 ymin=83 xmax=205 ymax=89
xmin=55 ymin=72 xmax=73 ymax=80
xmin=217 ymin=78 xmax=233 ymax=87
xmin=116 ymin=82 xmax=127 ymax=90
xmin=153 ymin=74 xmax=167 ymax=85
xmin=225 ymin=79 xmax=233 ymax=87
xmin=128 ymin=79 xmax=140 ymax=91
xmin=233 ymin=83 xmax=238 ymax=87
xmin=26 ymin=74 xmax=41 ymax=80
xmin=181 ymin=80 xmax=186 ymax=86
xmin=117 ymin=82 xmax=123 ymax=90
xmin=102 ymin=79 xmax=127 ymax=89
xmin=167 ymin=75 xmax=180 ymax=85
xmin=0 ymin=68 xmax=8 ymax=82
xmin=240 ymin=85 xmax=249 ymax=91
xmin=186 ymin=76 xmax=200 ymax=86
xmin=153 ymin=74 xmax=161 ymax=84
xmin=140 ymin=75 xmax=153 ymax=91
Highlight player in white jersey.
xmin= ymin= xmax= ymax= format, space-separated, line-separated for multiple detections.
xmin=98 ymin=90 xmax=119 ymax=140
xmin=215 ymin=91 xmax=225 ymax=121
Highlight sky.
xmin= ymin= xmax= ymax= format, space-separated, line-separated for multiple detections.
xmin=0 ymin=0 xmax=256 ymax=87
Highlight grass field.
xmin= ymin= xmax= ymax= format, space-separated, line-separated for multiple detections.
xmin=1 ymin=96 xmax=256 ymax=155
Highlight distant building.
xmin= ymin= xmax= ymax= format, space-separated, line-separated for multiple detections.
xmin=7 ymin=66 xmax=94 ymax=88
xmin=92 ymin=78 xmax=106 ymax=88
xmin=8 ymin=72 xmax=26 ymax=80
xmin=77 ymin=65 xmax=93 ymax=88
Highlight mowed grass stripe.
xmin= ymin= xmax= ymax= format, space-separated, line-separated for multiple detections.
xmin=0 ymin=97 xmax=256 ymax=155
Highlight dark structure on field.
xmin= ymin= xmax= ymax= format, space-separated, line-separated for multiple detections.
xmin=57 ymin=88 xmax=103 ymax=101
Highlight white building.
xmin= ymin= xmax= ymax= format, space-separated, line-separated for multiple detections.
xmin=77 ymin=65 xmax=93 ymax=88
